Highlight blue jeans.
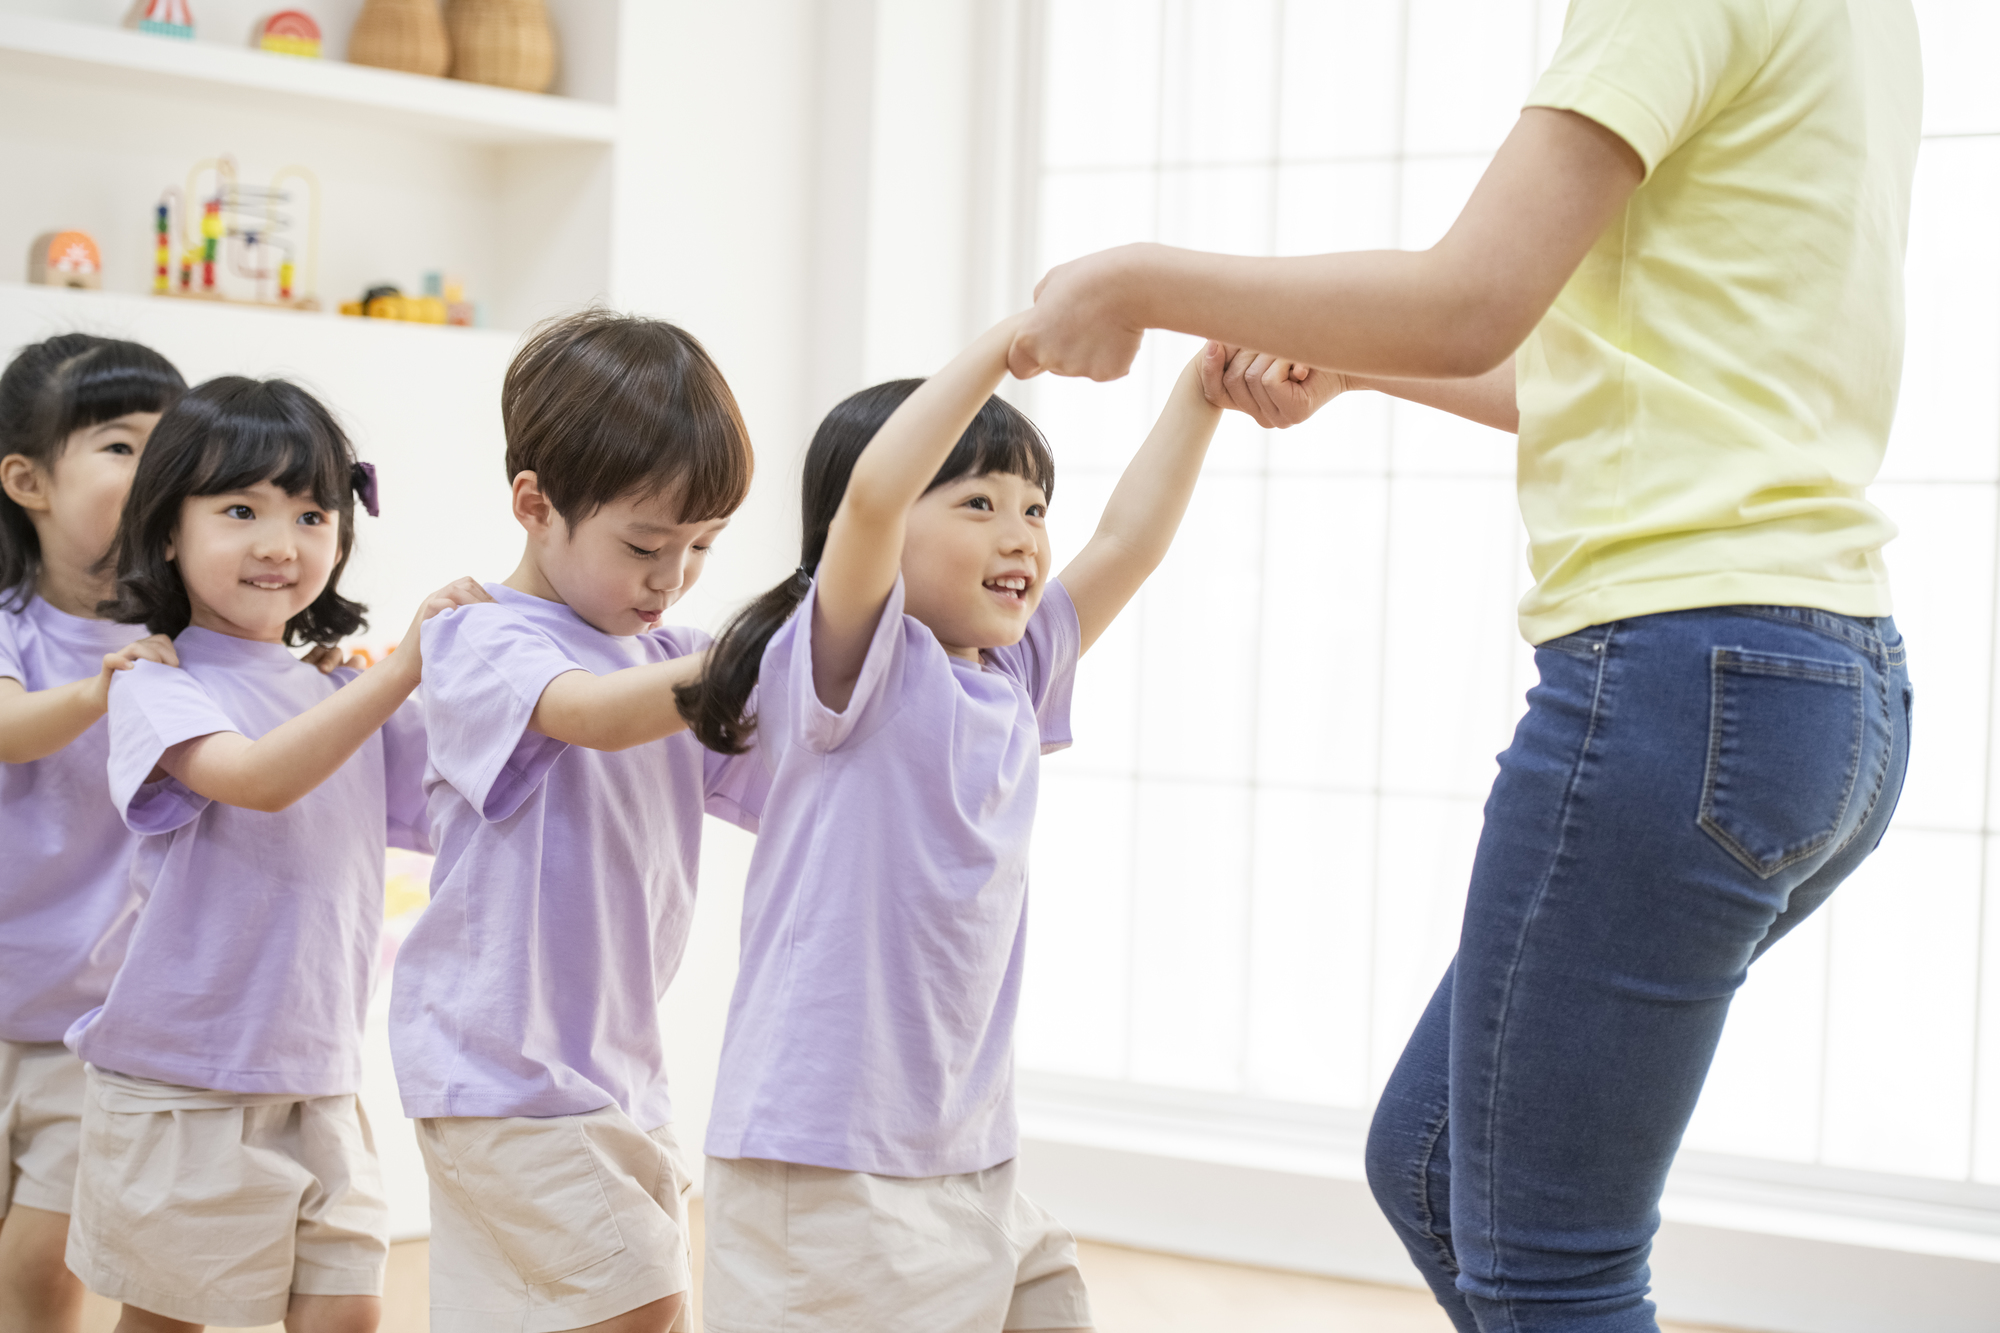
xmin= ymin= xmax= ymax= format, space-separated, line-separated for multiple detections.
xmin=1365 ymin=606 xmax=1912 ymax=1332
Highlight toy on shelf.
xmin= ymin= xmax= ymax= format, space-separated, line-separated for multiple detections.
xmin=124 ymin=0 xmax=195 ymax=40
xmin=339 ymin=272 xmax=478 ymax=326
xmin=348 ymin=0 xmax=450 ymax=78
xmin=256 ymin=10 xmax=322 ymax=57
xmin=27 ymin=232 xmax=103 ymax=289
xmin=154 ymin=156 xmax=322 ymax=311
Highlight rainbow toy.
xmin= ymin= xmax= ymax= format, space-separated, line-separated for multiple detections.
xmin=256 ymin=11 xmax=321 ymax=58
xmin=124 ymin=0 xmax=194 ymax=40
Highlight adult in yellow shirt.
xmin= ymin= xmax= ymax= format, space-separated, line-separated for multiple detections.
xmin=1014 ymin=1 xmax=1919 ymax=1329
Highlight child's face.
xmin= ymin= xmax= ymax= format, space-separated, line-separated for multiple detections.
xmin=901 ymin=471 xmax=1050 ymax=659
xmin=2 ymin=412 xmax=160 ymax=584
xmin=536 ymin=486 xmax=728 ymax=636
xmin=168 ymin=479 xmax=341 ymax=642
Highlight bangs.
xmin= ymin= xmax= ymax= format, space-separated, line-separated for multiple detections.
xmin=169 ymin=377 xmax=354 ymax=512
xmin=53 ymin=341 xmax=185 ymax=438
xmin=927 ymin=395 xmax=1056 ymax=502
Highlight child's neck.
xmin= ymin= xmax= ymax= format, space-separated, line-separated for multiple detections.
xmin=36 ymin=562 xmax=114 ymax=620
xmin=503 ymin=547 xmax=563 ymax=606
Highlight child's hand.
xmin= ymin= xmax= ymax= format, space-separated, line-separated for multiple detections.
xmin=390 ymin=578 xmax=496 ymax=685
xmin=303 ymin=644 xmax=369 ymax=674
xmin=89 ymin=633 xmax=179 ymax=710
xmin=1199 ymin=342 xmax=1349 ymax=428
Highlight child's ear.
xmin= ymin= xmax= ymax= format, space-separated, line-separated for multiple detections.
xmin=511 ymin=470 xmax=555 ymax=537
xmin=0 ymin=454 xmax=51 ymax=513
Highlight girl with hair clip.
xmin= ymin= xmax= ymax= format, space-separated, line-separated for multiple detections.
xmin=680 ymin=313 xmax=1228 ymax=1333
xmin=0 ymin=334 xmax=184 ymax=1333
xmin=65 ymin=376 xmax=487 ymax=1333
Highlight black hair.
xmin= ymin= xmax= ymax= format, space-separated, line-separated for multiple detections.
xmin=503 ymin=309 xmax=753 ymax=527
xmin=677 ymin=378 xmax=1055 ymax=754
xmin=0 ymin=334 xmax=186 ymax=610
xmin=101 ymin=376 xmax=369 ymax=647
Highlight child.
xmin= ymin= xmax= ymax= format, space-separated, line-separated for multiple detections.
xmin=683 ymin=313 xmax=1222 ymax=1333
xmin=0 ymin=334 xmax=184 ymax=1332
xmin=68 ymin=375 xmax=485 ymax=1333
xmin=388 ymin=310 xmax=765 ymax=1333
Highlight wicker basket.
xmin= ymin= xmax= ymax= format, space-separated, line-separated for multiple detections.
xmin=347 ymin=0 xmax=450 ymax=78
xmin=445 ymin=0 xmax=556 ymax=94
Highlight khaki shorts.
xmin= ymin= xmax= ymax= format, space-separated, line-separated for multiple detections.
xmin=704 ymin=1155 xmax=1093 ymax=1333
xmin=417 ymin=1105 xmax=694 ymax=1333
xmin=65 ymin=1066 xmax=389 ymax=1327
xmin=1 ymin=1039 xmax=86 ymax=1216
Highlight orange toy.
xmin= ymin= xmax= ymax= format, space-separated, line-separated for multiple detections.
xmin=27 ymin=231 xmax=102 ymax=289
xmin=256 ymin=10 xmax=322 ymax=57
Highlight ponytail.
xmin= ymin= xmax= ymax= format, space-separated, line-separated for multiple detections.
xmin=675 ymin=566 xmax=813 ymax=754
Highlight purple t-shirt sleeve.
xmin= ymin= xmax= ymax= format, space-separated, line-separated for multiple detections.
xmin=704 ymin=741 xmax=770 ymax=833
xmin=380 ymin=692 xmax=432 ymax=853
xmin=421 ymin=604 xmax=582 ymax=823
xmin=0 ymin=612 xmax=22 ymax=684
xmin=981 ymin=578 xmax=1081 ymax=754
xmin=776 ymin=575 xmax=917 ymax=755
xmin=105 ymin=659 xmax=238 ymax=834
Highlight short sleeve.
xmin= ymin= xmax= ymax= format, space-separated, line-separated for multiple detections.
xmin=105 ymin=659 xmax=237 ymax=834
xmin=420 ymin=604 xmax=581 ymax=823
xmin=980 ymin=579 xmax=1081 ymax=754
xmin=772 ymin=575 xmax=924 ymax=755
xmin=0 ymin=611 xmax=22 ymax=686
xmin=703 ymin=738 xmax=771 ymax=833
xmin=380 ymin=693 xmax=432 ymax=853
xmin=1525 ymin=0 xmax=1775 ymax=178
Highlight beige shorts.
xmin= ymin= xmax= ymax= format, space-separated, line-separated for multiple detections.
xmin=417 ymin=1105 xmax=694 ymax=1333
xmin=1 ymin=1038 xmax=86 ymax=1216
xmin=704 ymin=1155 xmax=1093 ymax=1333
xmin=65 ymin=1065 xmax=389 ymax=1327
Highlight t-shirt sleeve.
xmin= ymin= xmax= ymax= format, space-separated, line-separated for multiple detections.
xmin=1524 ymin=0 xmax=1776 ymax=178
xmin=380 ymin=691 xmax=432 ymax=853
xmin=703 ymin=737 xmax=771 ymax=833
xmin=105 ymin=659 xmax=238 ymax=834
xmin=420 ymin=604 xmax=582 ymax=823
xmin=980 ymin=578 xmax=1081 ymax=754
xmin=772 ymin=575 xmax=918 ymax=755
xmin=0 ymin=611 xmax=23 ymax=686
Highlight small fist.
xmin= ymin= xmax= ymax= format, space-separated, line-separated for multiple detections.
xmin=1199 ymin=342 xmax=1349 ymax=429
xmin=102 ymin=633 xmax=179 ymax=678
xmin=303 ymin=643 xmax=366 ymax=674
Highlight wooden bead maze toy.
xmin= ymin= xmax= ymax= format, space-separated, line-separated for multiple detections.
xmin=155 ymin=156 xmax=322 ymax=311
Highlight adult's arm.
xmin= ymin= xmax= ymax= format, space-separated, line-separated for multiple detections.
xmin=1009 ymin=107 xmax=1642 ymax=386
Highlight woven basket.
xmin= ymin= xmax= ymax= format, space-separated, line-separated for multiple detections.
xmin=347 ymin=0 xmax=450 ymax=78
xmin=445 ymin=0 xmax=556 ymax=94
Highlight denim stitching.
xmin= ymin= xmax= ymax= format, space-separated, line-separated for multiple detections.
xmin=1696 ymin=649 xmax=1865 ymax=878
xmin=1727 ymin=606 xmax=1888 ymax=665
xmin=1832 ymin=649 xmax=1895 ymax=859
xmin=1408 ymin=1103 xmax=1459 ymax=1278
xmin=1478 ymin=627 xmax=1615 ymax=1325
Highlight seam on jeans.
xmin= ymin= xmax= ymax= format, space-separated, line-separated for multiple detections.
xmin=1726 ymin=607 xmax=1886 ymax=665
xmin=1831 ymin=651 xmax=1895 ymax=860
xmin=1479 ymin=623 xmax=1615 ymax=1322
xmin=1408 ymin=1103 xmax=1458 ymax=1277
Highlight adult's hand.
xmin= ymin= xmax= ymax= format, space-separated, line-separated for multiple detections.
xmin=1008 ymin=246 xmax=1149 ymax=382
xmin=1199 ymin=343 xmax=1349 ymax=428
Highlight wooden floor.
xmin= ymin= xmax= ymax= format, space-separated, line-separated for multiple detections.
xmin=80 ymin=1203 xmax=1739 ymax=1332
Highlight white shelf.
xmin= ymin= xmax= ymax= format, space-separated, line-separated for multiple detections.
xmin=0 ymin=11 xmax=618 ymax=146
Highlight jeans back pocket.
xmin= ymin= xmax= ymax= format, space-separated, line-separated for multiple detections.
xmin=1699 ymin=647 xmax=1866 ymax=879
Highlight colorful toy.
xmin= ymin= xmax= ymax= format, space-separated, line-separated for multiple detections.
xmin=124 ymin=0 xmax=195 ymax=40
xmin=339 ymin=272 xmax=477 ymax=326
xmin=27 ymin=232 xmax=103 ymax=289
xmin=256 ymin=10 xmax=322 ymax=57
xmin=154 ymin=156 xmax=321 ymax=310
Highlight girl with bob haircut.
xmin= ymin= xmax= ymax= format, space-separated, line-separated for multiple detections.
xmin=68 ymin=375 xmax=487 ymax=1333
xmin=684 ymin=314 xmax=1238 ymax=1333
xmin=0 ymin=333 xmax=183 ymax=1333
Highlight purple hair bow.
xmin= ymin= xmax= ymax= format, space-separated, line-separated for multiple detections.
xmin=351 ymin=461 xmax=380 ymax=518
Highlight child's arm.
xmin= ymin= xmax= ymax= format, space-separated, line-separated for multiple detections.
xmin=0 ymin=634 xmax=180 ymax=765
xmin=811 ymin=313 xmax=1025 ymax=710
xmin=526 ymin=652 xmax=708 ymax=751
xmin=155 ymin=578 xmax=491 ymax=812
xmin=1201 ymin=344 xmax=1520 ymax=434
xmin=1057 ymin=353 xmax=1223 ymax=653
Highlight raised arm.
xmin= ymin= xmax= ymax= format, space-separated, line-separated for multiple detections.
xmin=0 ymin=634 xmax=180 ymax=765
xmin=1201 ymin=345 xmax=1520 ymax=434
xmin=811 ymin=313 xmax=1025 ymax=709
xmin=1010 ymin=108 xmax=1642 ymax=385
xmin=527 ymin=651 xmax=708 ymax=750
xmin=157 ymin=578 xmax=489 ymax=812
xmin=1058 ymin=353 xmax=1222 ymax=653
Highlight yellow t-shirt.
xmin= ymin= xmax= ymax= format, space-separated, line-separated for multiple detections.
xmin=1513 ymin=0 xmax=1922 ymax=644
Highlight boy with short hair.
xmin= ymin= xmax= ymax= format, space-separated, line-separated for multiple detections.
xmin=390 ymin=310 xmax=765 ymax=1333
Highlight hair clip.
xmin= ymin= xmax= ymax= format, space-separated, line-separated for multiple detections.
xmin=351 ymin=461 xmax=380 ymax=518
xmin=796 ymin=564 xmax=813 ymax=581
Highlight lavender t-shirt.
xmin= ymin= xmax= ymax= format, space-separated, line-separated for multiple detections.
xmin=705 ymin=575 xmax=1080 ymax=1177
xmin=0 ymin=599 xmax=144 ymax=1042
xmin=389 ymin=584 xmax=768 ymax=1128
xmin=71 ymin=627 xmax=429 ymax=1095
